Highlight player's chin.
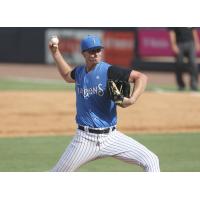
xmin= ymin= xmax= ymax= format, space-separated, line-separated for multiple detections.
xmin=90 ymin=59 xmax=100 ymax=64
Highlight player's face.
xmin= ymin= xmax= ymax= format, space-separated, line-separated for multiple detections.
xmin=82 ymin=48 xmax=102 ymax=66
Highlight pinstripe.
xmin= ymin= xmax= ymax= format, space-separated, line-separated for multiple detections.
xmin=70 ymin=131 xmax=98 ymax=170
xmin=99 ymin=131 xmax=160 ymax=172
xmin=52 ymin=136 xmax=83 ymax=171
xmin=72 ymin=134 xmax=90 ymax=168
xmin=52 ymin=130 xmax=102 ymax=171
xmin=63 ymin=133 xmax=89 ymax=171
xmin=52 ymin=137 xmax=76 ymax=171
xmin=111 ymin=132 xmax=158 ymax=171
xmin=114 ymin=132 xmax=159 ymax=171
xmin=116 ymin=132 xmax=159 ymax=171
xmin=96 ymin=131 xmax=146 ymax=169
xmin=65 ymin=131 xmax=89 ymax=171
xmin=81 ymin=134 xmax=100 ymax=163
xmin=52 ymin=129 xmax=160 ymax=172
xmin=53 ymin=133 xmax=89 ymax=171
xmin=100 ymin=132 xmax=150 ymax=170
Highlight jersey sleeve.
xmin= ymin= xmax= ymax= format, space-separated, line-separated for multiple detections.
xmin=70 ymin=68 xmax=76 ymax=80
xmin=107 ymin=65 xmax=132 ymax=82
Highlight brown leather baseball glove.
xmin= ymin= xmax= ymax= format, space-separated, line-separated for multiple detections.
xmin=107 ymin=79 xmax=131 ymax=105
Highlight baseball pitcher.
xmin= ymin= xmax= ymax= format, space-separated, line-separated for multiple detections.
xmin=49 ymin=35 xmax=160 ymax=172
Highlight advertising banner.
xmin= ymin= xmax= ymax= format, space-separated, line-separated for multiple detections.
xmin=138 ymin=28 xmax=174 ymax=57
xmin=45 ymin=29 xmax=135 ymax=68
xmin=138 ymin=28 xmax=200 ymax=58
xmin=103 ymin=31 xmax=134 ymax=67
xmin=197 ymin=29 xmax=200 ymax=57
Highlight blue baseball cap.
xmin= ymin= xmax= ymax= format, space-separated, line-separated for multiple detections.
xmin=81 ymin=35 xmax=103 ymax=52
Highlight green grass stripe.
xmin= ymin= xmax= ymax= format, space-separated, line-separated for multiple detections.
xmin=0 ymin=133 xmax=199 ymax=172
xmin=0 ymin=77 xmax=180 ymax=91
xmin=146 ymin=84 xmax=177 ymax=91
xmin=1 ymin=77 xmax=197 ymax=92
xmin=0 ymin=78 xmax=75 ymax=91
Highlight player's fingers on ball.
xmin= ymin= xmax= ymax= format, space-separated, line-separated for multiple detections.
xmin=48 ymin=42 xmax=58 ymax=50
xmin=48 ymin=41 xmax=53 ymax=47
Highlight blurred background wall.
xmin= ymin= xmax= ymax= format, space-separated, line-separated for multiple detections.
xmin=0 ymin=27 xmax=199 ymax=71
xmin=0 ymin=28 xmax=45 ymax=63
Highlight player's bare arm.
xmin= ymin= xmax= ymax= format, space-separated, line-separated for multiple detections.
xmin=121 ymin=70 xmax=147 ymax=108
xmin=49 ymin=37 xmax=75 ymax=83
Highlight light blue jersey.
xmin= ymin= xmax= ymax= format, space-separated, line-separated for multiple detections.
xmin=74 ymin=61 xmax=117 ymax=128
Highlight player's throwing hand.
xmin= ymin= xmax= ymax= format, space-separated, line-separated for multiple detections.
xmin=49 ymin=36 xmax=59 ymax=53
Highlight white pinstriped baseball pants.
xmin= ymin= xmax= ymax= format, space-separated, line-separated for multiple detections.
xmin=51 ymin=128 xmax=160 ymax=172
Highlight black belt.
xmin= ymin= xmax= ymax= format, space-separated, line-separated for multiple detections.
xmin=78 ymin=125 xmax=116 ymax=134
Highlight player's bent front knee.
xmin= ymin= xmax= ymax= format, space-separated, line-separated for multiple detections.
xmin=143 ymin=152 xmax=160 ymax=172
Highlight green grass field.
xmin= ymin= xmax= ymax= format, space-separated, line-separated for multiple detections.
xmin=0 ymin=78 xmax=74 ymax=91
xmin=0 ymin=133 xmax=200 ymax=172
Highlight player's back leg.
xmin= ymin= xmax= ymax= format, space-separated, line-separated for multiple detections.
xmin=101 ymin=131 xmax=160 ymax=172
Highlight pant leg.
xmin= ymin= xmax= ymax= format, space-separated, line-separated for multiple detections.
xmin=101 ymin=131 xmax=160 ymax=172
xmin=51 ymin=130 xmax=100 ymax=172
xmin=187 ymin=42 xmax=199 ymax=90
xmin=175 ymin=43 xmax=185 ymax=89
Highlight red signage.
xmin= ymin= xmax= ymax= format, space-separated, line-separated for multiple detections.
xmin=59 ymin=38 xmax=80 ymax=54
xmin=103 ymin=31 xmax=135 ymax=68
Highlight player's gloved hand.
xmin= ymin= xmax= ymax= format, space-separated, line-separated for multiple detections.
xmin=107 ymin=79 xmax=131 ymax=106
xmin=107 ymin=80 xmax=124 ymax=105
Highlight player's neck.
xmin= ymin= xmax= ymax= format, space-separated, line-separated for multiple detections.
xmin=85 ymin=63 xmax=97 ymax=72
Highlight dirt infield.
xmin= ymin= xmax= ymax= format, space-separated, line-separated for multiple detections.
xmin=1 ymin=91 xmax=200 ymax=136
xmin=1 ymin=63 xmax=200 ymax=137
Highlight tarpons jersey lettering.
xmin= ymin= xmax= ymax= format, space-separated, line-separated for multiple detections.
xmin=77 ymin=83 xmax=104 ymax=98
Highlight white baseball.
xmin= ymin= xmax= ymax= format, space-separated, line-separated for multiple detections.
xmin=50 ymin=36 xmax=59 ymax=45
